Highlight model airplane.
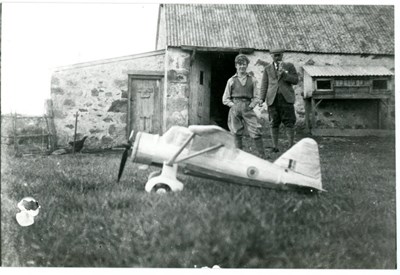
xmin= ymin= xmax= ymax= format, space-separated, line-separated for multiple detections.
xmin=117 ymin=125 xmax=325 ymax=193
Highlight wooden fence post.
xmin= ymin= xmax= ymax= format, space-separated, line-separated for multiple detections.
xmin=45 ymin=99 xmax=57 ymax=151
xmin=12 ymin=112 xmax=19 ymax=155
xmin=73 ymin=111 xmax=79 ymax=154
xmin=304 ymin=98 xmax=311 ymax=134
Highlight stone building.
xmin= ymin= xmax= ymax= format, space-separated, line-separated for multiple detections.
xmin=51 ymin=4 xmax=394 ymax=148
xmin=51 ymin=50 xmax=165 ymax=148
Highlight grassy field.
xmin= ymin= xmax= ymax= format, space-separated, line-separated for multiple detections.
xmin=1 ymin=134 xmax=396 ymax=268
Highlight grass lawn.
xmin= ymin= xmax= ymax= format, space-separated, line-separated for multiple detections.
xmin=1 ymin=134 xmax=396 ymax=268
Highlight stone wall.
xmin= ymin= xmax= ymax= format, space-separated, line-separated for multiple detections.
xmin=245 ymin=51 xmax=395 ymax=130
xmin=163 ymin=47 xmax=191 ymax=131
xmin=51 ymin=50 xmax=165 ymax=148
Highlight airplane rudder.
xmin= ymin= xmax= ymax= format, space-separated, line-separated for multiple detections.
xmin=274 ymin=137 xmax=322 ymax=180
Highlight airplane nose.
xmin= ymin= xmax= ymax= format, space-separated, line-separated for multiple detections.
xmin=131 ymin=132 xmax=160 ymax=164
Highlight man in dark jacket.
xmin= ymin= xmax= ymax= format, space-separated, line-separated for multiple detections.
xmin=260 ymin=48 xmax=299 ymax=152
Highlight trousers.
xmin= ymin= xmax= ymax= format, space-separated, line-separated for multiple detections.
xmin=227 ymin=98 xmax=262 ymax=138
xmin=268 ymin=93 xmax=296 ymax=128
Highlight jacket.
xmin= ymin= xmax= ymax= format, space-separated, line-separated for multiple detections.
xmin=260 ymin=62 xmax=299 ymax=106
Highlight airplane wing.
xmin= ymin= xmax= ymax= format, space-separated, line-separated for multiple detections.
xmin=188 ymin=125 xmax=235 ymax=149
xmin=131 ymin=126 xmax=238 ymax=168
xmin=188 ymin=125 xmax=227 ymax=135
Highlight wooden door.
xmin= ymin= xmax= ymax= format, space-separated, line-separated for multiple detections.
xmin=197 ymin=71 xmax=211 ymax=125
xmin=129 ymin=74 xmax=163 ymax=135
xmin=189 ymin=54 xmax=211 ymax=125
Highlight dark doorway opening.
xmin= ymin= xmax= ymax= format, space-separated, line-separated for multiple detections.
xmin=209 ymin=52 xmax=238 ymax=130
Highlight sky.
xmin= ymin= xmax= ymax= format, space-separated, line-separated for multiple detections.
xmin=1 ymin=0 xmax=398 ymax=116
xmin=1 ymin=2 xmax=160 ymax=115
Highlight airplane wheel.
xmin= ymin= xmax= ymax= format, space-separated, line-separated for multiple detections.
xmin=148 ymin=171 xmax=162 ymax=180
xmin=152 ymin=183 xmax=172 ymax=194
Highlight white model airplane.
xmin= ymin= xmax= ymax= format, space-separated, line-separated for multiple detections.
xmin=117 ymin=125 xmax=325 ymax=193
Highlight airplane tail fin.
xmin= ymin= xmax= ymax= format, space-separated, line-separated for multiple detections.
xmin=274 ymin=138 xmax=323 ymax=190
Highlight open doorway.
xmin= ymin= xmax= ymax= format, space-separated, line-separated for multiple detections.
xmin=209 ymin=52 xmax=238 ymax=130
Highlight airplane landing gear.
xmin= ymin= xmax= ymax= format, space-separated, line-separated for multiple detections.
xmin=145 ymin=162 xmax=184 ymax=193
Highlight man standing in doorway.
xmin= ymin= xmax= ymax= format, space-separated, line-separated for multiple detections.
xmin=222 ymin=54 xmax=266 ymax=159
xmin=260 ymin=48 xmax=299 ymax=153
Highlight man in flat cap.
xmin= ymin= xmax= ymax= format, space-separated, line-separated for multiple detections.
xmin=222 ymin=54 xmax=266 ymax=159
xmin=260 ymin=48 xmax=299 ymax=152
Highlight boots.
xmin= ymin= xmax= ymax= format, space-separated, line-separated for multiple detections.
xmin=270 ymin=127 xmax=280 ymax=153
xmin=286 ymin=127 xmax=295 ymax=148
xmin=234 ymin=135 xmax=243 ymax=149
xmin=253 ymin=137 xmax=266 ymax=159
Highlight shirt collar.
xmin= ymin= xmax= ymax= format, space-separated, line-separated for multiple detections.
xmin=233 ymin=73 xmax=249 ymax=78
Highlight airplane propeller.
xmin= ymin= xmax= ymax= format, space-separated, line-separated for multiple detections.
xmin=117 ymin=130 xmax=135 ymax=182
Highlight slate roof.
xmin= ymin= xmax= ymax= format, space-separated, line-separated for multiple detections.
xmin=163 ymin=4 xmax=394 ymax=55
xmin=303 ymin=66 xmax=394 ymax=77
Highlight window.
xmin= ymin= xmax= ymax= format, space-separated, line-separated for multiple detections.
xmin=372 ymin=79 xmax=387 ymax=90
xmin=200 ymin=71 xmax=204 ymax=85
xmin=316 ymin=79 xmax=333 ymax=91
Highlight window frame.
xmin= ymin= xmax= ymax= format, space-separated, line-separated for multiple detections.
xmin=371 ymin=78 xmax=388 ymax=91
xmin=315 ymin=78 xmax=334 ymax=92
